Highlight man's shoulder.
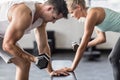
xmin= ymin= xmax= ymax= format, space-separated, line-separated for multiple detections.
xmin=10 ymin=3 xmax=32 ymax=15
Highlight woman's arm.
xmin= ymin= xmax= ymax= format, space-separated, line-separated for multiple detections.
xmin=71 ymin=9 xmax=100 ymax=71
xmin=87 ymin=29 xmax=106 ymax=47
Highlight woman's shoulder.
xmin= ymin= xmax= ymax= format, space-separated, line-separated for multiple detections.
xmin=87 ymin=7 xmax=105 ymax=12
xmin=88 ymin=7 xmax=114 ymax=12
xmin=87 ymin=7 xmax=106 ymax=15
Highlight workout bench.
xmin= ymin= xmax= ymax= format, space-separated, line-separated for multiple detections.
xmin=51 ymin=60 xmax=77 ymax=80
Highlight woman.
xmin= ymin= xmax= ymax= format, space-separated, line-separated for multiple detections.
xmin=61 ymin=0 xmax=120 ymax=80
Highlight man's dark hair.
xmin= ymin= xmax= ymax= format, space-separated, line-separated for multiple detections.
xmin=45 ymin=0 xmax=68 ymax=19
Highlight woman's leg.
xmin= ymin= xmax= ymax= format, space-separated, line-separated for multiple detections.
xmin=10 ymin=57 xmax=31 ymax=80
xmin=108 ymin=37 xmax=120 ymax=80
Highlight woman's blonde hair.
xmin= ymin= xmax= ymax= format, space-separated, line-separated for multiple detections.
xmin=66 ymin=0 xmax=86 ymax=10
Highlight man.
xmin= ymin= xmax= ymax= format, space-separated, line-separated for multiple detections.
xmin=0 ymin=0 xmax=69 ymax=80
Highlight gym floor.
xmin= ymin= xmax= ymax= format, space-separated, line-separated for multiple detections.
xmin=0 ymin=51 xmax=113 ymax=80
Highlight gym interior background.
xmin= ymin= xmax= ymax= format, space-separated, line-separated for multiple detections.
xmin=0 ymin=0 xmax=120 ymax=80
xmin=19 ymin=0 xmax=120 ymax=51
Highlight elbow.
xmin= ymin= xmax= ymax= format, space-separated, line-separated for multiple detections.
xmin=100 ymin=38 xmax=106 ymax=44
xmin=102 ymin=39 xmax=106 ymax=43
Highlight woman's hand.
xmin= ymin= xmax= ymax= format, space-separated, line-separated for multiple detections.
xmin=60 ymin=67 xmax=73 ymax=72
xmin=50 ymin=69 xmax=70 ymax=76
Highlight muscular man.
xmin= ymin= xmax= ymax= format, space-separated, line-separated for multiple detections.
xmin=0 ymin=0 xmax=68 ymax=80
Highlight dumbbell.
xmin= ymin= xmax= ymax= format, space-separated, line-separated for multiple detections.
xmin=72 ymin=42 xmax=79 ymax=51
xmin=35 ymin=53 xmax=50 ymax=69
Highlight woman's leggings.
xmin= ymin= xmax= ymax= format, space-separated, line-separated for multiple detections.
xmin=108 ymin=37 xmax=120 ymax=80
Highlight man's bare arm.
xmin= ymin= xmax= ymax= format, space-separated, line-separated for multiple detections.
xmin=34 ymin=23 xmax=69 ymax=76
xmin=34 ymin=22 xmax=53 ymax=73
xmin=3 ymin=6 xmax=36 ymax=62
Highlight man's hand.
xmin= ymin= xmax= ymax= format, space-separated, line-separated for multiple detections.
xmin=50 ymin=69 xmax=70 ymax=76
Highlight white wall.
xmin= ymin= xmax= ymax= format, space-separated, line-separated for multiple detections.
xmin=19 ymin=16 xmax=85 ymax=49
xmin=19 ymin=17 xmax=120 ymax=49
xmin=18 ymin=0 xmax=120 ymax=49
xmin=46 ymin=17 xmax=84 ymax=49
